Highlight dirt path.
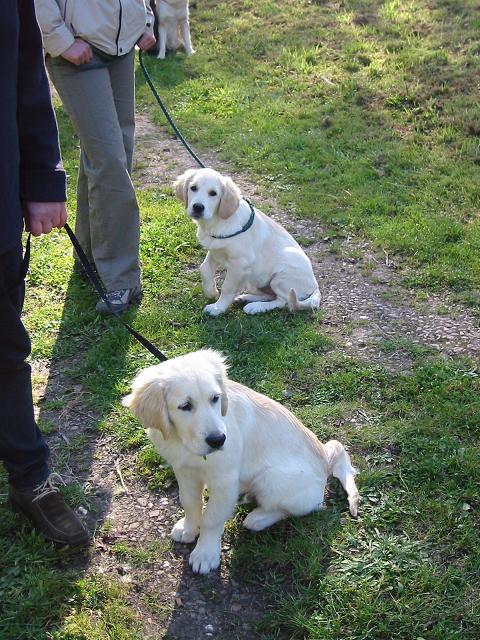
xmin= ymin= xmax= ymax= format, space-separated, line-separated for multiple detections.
xmin=33 ymin=110 xmax=479 ymax=639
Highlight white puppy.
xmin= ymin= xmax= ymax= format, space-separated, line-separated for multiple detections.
xmin=156 ymin=0 xmax=194 ymax=59
xmin=174 ymin=168 xmax=321 ymax=316
xmin=123 ymin=349 xmax=359 ymax=574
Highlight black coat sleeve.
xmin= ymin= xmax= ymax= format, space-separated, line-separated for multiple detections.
xmin=17 ymin=0 xmax=66 ymax=203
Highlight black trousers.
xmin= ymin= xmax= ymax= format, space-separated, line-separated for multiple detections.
xmin=0 ymin=242 xmax=50 ymax=488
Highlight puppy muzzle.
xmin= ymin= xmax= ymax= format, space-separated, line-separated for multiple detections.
xmin=191 ymin=203 xmax=205 ymax=219
xmin=205 ymin=432 xmax=226 ymax=450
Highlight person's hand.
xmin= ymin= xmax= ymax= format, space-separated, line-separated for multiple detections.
xmin=61 ymin=38 xmax=93 ymax=65
xmin=137 ymin=28 xmax=156 ymax=51
xmin=24 ymin=202 xmax=68 ymax=236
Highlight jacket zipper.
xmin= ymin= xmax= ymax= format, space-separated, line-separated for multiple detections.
xmin=115 ymin=0 xmax=123 ymax=55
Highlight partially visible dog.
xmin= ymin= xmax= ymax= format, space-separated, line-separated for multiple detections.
xmin=174 ymin=168 xmax=321 ymax=315
xmin=123 ymin=349 xmax=359 ymax=574
xmin=154 ymin=0 xmax=194 ymax=59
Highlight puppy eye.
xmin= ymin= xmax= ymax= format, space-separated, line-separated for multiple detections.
xmin=190 ymin=185 xmax=198 ymax=192
xmin=211 ymin=395 xmax=219 ymax=404
xmin=178 ymin=401 xmax=193 ymax=411
xmin=208 ymin=190 xmax=217 ymax=197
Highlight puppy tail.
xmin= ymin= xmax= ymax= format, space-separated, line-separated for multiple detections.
xmin=324 ymin=440 xmax=359 ymax=518
xmin=288 ymin=287 xmax=321 ymax=312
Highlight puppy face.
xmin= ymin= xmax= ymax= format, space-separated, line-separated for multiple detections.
xmin=123 ymin=350 xmax=229 ymax=457
xmin=174 ymin=168 xmax=241 ymax=221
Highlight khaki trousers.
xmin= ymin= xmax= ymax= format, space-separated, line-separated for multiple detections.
xmin=47 ymin=49 xmax=141 ymax=292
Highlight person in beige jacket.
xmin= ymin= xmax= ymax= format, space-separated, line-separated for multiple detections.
xmin=35 ymin=1 xmax=156 ymax=313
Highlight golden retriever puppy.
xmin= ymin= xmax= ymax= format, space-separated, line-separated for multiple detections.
xmin=155 ymin=0 xmax=194 ymax=59
xmin=123 ymin=350 xmax=359 ymax=574
xmin=174 ymin=168 xmax=321 ymax=316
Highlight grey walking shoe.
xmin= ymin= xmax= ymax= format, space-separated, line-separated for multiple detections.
xmin=95 ymin=285 xmax=142 ymax=315
xmin=8 ymin=473 xmax=89 ymax=546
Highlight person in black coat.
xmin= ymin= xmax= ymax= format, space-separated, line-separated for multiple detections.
xmin=0 ymin=0 xmax=88 ymax=545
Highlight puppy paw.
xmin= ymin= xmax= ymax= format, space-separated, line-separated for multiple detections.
xmin=189 ymin=543 xmax=221 ymax=574
xmin=203 ymin=303 xmax=224 ymax=317
xmin=348 ymin=494 xmax=359 ymax=518
xmin=243 ymin=302 xmax=267 ymax=315
xmin=171 ymin=517 xmax=200 ymax=544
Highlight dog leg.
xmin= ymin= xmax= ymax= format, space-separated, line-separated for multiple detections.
xmin=167 ymin=24 xmax=180 ymax=51
xmin=171 ymin=474 xmax=204 ymax=543
xmin=243 ymin=508 xmax=286 ymax=531
xmin=243 ymin=298 xmax=287 ymax=315
xmin=253 ymin=471 xmax=326 ymax=523
xmin=203 ymin=269 xmax=245 ymax=316
xmin=179 ymin=18 xmax=195 ymax=55
xmin=235 ymin=293 xmax=276 ymax=305
xmin=157 ymin=25 xmax=167 ymax=58
xmin=324 ymin=440 xmax=359 ymax=517
xmin=200 ymin=251 xmax=219 ymax=299
xmin=189 ymin=481 xmax=238 ymax=574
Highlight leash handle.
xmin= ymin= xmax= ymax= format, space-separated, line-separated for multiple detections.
xmin=64 ymin=222 xmax=168 ymax=362
xmin=138 ymin=50 xmax=206 ymax=169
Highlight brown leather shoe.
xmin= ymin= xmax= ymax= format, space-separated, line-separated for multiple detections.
xmin=8 ymin=473 xmax=89 ymax=546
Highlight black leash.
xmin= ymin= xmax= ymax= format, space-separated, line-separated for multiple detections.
xmin=138 ymin=49 xmax=205 ymax=169
xmin=63 ymin=223 xmax=168 ymax=362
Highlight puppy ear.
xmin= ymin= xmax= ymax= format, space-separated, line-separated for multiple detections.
xmin=218 ymin=176 xmax=241 ymax=219
xmin=219 ymin=375 xmax=229 ymax=416
xmin=173 ymin=168 xmax=197 ymax=205
xmin=122 ymin=372 xmax=171 ymax=439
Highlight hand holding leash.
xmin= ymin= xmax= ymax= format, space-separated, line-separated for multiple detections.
xmin=23 ymin=201 xmax=67 ymax=236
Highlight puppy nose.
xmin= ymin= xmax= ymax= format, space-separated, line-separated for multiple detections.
xmin=192 ymin=203 xmax=204 ymax=218
xmin=205 ymin=433 xmax=226 ymax=449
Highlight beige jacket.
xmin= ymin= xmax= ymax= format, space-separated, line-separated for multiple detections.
xmin=35 ymin=0 xmax=154 ymax=57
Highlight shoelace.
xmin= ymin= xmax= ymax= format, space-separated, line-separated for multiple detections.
xmin=108 ymin=289 xmax=129 ymax=304
xmin=32 ymin=473 xmax=66 ymax=502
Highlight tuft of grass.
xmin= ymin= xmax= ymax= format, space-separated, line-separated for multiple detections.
xmin=49 ymin=575 xmax=143 ymax=640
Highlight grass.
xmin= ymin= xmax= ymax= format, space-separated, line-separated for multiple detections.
xmin=1 ymin=1 xmax=480 ymax=638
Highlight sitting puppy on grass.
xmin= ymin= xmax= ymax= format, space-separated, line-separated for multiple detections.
xmin=174 ymin=167 xmax=321 ymax=316
xmin=123 ymin=349 xmax=359 ymax=574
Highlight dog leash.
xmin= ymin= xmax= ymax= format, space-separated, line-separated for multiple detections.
xmin=138 ymin=49 xmax=205 ymax=169
xmin=22 ymin=223 xmax=167 ymax=362
xmin=138 ymin=50 xmax=257 ymax=237
xmin=63 ymin=223 xmax=168 ymax=362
